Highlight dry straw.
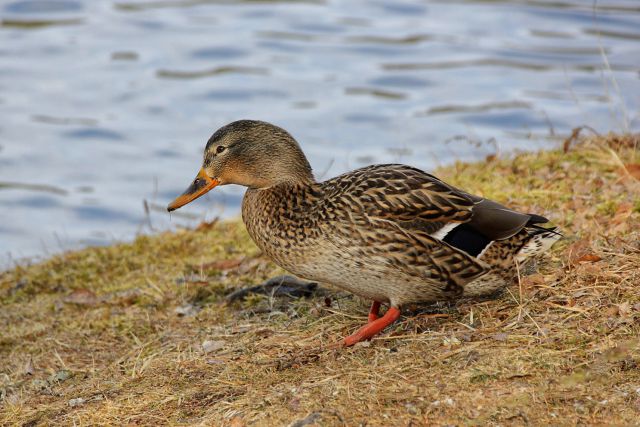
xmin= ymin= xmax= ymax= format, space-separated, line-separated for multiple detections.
xmin=1 ymin=132 xmax=639 ymax=425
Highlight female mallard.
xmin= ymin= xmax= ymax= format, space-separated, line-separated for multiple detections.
xmin=168 ymin=120 xmax=560 ymax=346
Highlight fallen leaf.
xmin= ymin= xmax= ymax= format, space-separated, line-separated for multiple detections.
xmin=63 ymin=289 xmax=99 ymax=306
xmin=229 ymin=416 xmax=245 ymax=427
xmin=522 ymin=273 xmax=545 ymax=288
xmin=612 ymin=202 xmax=633 ymax=226
xmin=575 ymin=262 xmax=603 ymax=276
xmin=202 ymin=258 xmax=243 ymax=271
xmin=624 ymin=163 xmax=640 ymax=180
xmin=605 ymin=306 xmax=619 ymax=317
xmin=617 ymin=302 xmax=633 ymax=318
xmin=567 ymin=239 xmax=591 ymax=265
xmin=575 ymin=254 xmax=602 ymax=263
xmin=23 ymin=358 xmax=34 ymax=376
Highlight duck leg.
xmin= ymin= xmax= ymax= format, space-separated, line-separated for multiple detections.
xmin=343 ymin=306 xmax=401 ymax=346
xmin=368 ymin=301 xmax=381 ymax=322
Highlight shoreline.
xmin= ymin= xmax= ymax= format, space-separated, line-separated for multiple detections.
xmin=2 ymin=132 xmax=639 ymax=425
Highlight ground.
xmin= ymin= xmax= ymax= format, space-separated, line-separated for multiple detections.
xmin=1 ymin=132 xmax=640 ymax=426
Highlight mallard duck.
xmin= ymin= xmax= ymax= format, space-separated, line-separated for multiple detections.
xmin=168 ymin=120 xmax=560 ymax=346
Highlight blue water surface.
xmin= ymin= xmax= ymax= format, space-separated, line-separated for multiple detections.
xmin=0 ymin=0 xmax=638 ymax=266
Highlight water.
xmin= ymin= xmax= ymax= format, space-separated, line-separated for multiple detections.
xmin=0 ymin=0 xmax=638 ymax=265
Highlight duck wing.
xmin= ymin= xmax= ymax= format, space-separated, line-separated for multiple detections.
xmin=326 ymin=163 xmax=547 ymax=243
xmin=324 ymin=164 xmax=474 ymax=226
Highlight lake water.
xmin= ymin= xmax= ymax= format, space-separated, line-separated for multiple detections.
xmin=1 ymin=0 xmax=639 ymax=266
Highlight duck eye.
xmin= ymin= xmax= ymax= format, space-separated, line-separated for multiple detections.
xmin=216 ymin=145 xmax=226 ymax=154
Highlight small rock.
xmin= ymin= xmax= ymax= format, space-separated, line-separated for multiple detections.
xmin=68 ymin=397 xmax=86 ymax=407
xmin=202 ymin=340 xmax=225 ymax=354
xmin=175 ymin=304 xmax=199 ymax=317
xmin=49 ymin=370 xmax=72 ymax=383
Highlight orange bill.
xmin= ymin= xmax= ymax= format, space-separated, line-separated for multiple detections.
xmin=167 ymin=168 xmax=219 ymax=212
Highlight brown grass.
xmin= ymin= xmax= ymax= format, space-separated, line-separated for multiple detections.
xmin=1 ymin=133 xmax=640 ymax=426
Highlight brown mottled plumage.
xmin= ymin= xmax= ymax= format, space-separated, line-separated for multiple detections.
xmin=168 ymin=120 xmax=560 ymax=346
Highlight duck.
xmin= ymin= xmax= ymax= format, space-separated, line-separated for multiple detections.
xmin=168 ymin=120 xmax=560 ymax=347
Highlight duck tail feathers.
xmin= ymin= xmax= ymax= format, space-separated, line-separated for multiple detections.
xmin=516 ymin=225 xmax=562 ymax=262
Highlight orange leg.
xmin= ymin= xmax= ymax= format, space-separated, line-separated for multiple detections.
xmin=343 ymin=306 xmax=401 ymax=347
xmin=368 ymin=301 xmax=381 ymax=322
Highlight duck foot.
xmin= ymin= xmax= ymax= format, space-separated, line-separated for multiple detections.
xmin=368 ymin=301 xmax=381 ymax=322
xmin=343 ymin=306 xmax=401 ymax=347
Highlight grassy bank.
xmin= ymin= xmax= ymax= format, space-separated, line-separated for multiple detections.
xmin=1 ymin=132 xmax=639 ymax=426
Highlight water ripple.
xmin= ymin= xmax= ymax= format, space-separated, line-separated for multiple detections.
xmin=157 ymin=66 xmax=268 ymax=79
xmin=421 ymin=101 xmax=533 ymax=116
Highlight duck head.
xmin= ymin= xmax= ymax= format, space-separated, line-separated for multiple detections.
xmin=167 ymin=120 xmax=314 ymax=212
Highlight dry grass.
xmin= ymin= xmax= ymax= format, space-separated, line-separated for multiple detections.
xmin=1 ymin=133 xmax=640 ymax=426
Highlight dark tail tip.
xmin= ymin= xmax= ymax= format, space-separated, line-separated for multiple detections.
xmin=529 ymin=223 xmax=563 ymax=238
xmin=526 ymin=213 xmax=550 ymax=225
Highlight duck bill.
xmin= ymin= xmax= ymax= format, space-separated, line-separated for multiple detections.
xmin=167 ymin=168 xmax=219 ymax=212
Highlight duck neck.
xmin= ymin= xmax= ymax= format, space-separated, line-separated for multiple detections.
xmin=241 ymin=179 xmax=321 ymax=256
xmin=273 ymin=158 xmax=315 ymax=188
xmin=244 ymin=164 xmax=315 ymax=190
xmin=242 ymin=179 xmax=321 ymax=223
xmin=247 ymin=178 xmax=320 ymax=201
